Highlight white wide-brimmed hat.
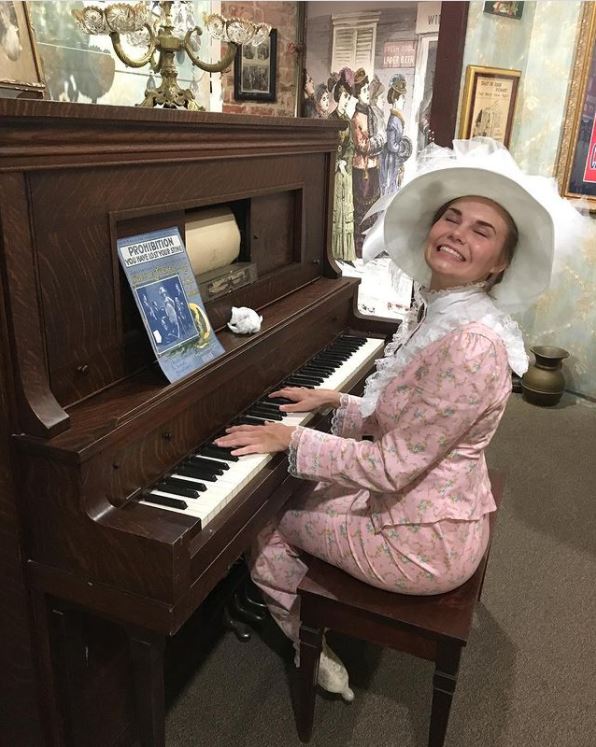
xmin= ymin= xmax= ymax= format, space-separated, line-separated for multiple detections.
xmin=363 ymin=138 xmax=576 ymax=311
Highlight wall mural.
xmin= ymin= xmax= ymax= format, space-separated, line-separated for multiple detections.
xmin=303 ymin=1 xmax=440 ymax=319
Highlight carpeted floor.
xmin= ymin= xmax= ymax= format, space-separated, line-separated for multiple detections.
xmin=165 ymin=393 xmax=596 ymax=746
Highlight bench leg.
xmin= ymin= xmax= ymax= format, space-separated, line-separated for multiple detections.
xmin=296 ymin=622 xmax=324 ymax=743
xmin=429 ymin=644 xmax=462 ymax=747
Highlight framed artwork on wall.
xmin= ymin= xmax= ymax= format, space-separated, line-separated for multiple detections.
xmin=0 ymin=2 xmax=45 ymax=94
xmin=459 ymin=65 xmax=520 ymax=147
xmin=555 ymin=3 xmax=596 ymax=209
xmin=233 ymin=29 xmax=277 ymax=103
xmin=483 ymin=2 xmax=524 ymax=21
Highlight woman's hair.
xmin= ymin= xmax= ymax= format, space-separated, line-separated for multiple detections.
xmin=332 ymin=68 xmax=354 ymax=102
xmin=314 ymin=83 xmax=328 ymax=104
xmin=431 ymin=198 xmax=518 ymax=287
xmin=353 ymin=68 xmax=369 ymax=98
xmin=387 ymin=74 xmax=407 ymax=106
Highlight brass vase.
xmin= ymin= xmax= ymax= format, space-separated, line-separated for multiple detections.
xmin=521 ymin=346 xmax=569 ymax=406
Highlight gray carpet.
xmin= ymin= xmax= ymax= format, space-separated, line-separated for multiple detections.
xmin=165 ymin=393 xmax=596 ymax=746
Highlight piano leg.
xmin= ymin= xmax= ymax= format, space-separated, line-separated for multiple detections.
xmin=128 ymin=630 xmax=166 ymax=747
xmin=29 ymin=590 xmax=67 ymax=747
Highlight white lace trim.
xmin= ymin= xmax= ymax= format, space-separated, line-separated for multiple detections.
xmin=359 ymin=285 xmax=528 ymax=417
xmin=330 ymin=393 xmax=351 ymax=436
xmin=287 ymin=426 xmax=303 ymax=476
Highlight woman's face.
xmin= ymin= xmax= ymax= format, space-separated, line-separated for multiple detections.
xmin=318 ymin=91 xmax=330 ymax=112
xmin=304 ymin=76 xmax=314 ymax=97
xmin=424 ymin=196 xmax=510 ymax=290
xmin=337 ymin=89 xmax=350 ymax=113
xmin=358 ymin=82 xmax=370 ymax=105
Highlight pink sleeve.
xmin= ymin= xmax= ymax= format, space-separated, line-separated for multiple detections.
xmin=288 ymin=331 xmax=509 ymax=492
xmin=330 ymin=393 xmax=378 ymax=439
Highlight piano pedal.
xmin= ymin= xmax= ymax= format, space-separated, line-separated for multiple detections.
xmin=243 ymin=581 xmax=268 ymax=611
xmin=233 ymin=590 xmax=267 ymax=623
xmin=222 ymin=605 xmax=252 ymax=642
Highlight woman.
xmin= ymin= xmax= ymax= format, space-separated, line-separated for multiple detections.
xmin=329 ymin=68 xmax=357 ymax=263
xmin=382 ymin=73 xmax=413 ymax=196
xmin=302 ymin=71 xmax=316 ymax=118
xmin=215 ymin=140 xmax=558 ymax=700
xmin=312 ymin=83 xmax=330 ymax=119
xmin=351 ymin=68 xmax=383 ymax=258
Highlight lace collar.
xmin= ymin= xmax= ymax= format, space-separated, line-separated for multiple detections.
xmin=359 ymin=285 xmax=528 ymax=417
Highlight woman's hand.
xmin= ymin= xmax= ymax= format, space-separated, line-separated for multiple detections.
xmin=214 ymin=423 xmax=295 ymax=456
xmin=269 ymin=386 xmax=341 ymax=413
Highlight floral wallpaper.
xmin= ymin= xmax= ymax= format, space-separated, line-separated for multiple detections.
xmin=462 ymin=1 xmax=596 ymax=399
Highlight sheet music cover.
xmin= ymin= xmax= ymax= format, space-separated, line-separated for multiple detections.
xmin=117 ymin=227 xmax=224 ymax=383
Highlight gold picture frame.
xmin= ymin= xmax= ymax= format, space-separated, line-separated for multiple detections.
xmin=459 ymin=65 xmax=521 ymax=147
xmin=0 ymin=2 xmax=45 ymax=94
xmin=555 ymin=3 xmax=596 ymax=209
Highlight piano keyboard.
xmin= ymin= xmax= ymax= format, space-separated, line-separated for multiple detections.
xmin=140 ymin=335 xmax=384 ymax=528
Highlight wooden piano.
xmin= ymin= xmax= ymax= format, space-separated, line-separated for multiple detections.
xmin=0 ymin=99 xmax=394 ymax=746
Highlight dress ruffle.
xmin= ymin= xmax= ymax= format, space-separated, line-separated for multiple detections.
xmin=360 ymin=285 xmax=528 ymax=417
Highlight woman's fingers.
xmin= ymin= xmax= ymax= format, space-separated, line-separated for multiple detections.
xmin=269 ymin=386 xmax=306 ymax=400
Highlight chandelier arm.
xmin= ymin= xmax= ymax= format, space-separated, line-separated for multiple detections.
xmin=184 ymin=29 xmax=238 ymax=73
xmin=109 ymin=23 xmax=157 ymax=68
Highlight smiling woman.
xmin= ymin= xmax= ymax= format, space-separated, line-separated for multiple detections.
xmin=425 ymin=196 xmax=516 ymax=291
xmin=211 ymin=140 xmax=587 ymax=700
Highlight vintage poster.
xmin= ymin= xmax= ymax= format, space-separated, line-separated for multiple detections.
xmin=117 ymin=227 xmax=224 ymax=383
xmin=469 ymin=75 xmax=516 ymax=143
xmin=583 ymin=114 xmax=596 ymax=184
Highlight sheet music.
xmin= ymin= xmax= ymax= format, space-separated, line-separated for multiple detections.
xmin=117 ymin=227 xmax=224 ymax=383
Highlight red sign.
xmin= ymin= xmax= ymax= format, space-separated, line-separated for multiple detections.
xmin=383 ymin=41 xmax=416 ymax=68
xmin=583 ymin=114 xmax=596 ymax=184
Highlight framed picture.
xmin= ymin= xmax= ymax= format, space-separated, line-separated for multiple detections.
xmin=483 ymin=2 xmax=524 ymax=20
xmin=555 ymin=3 xmax=596 ymax=209
xmin=234 ymin=28 xmax=277 ymax=102
xmin=459 ymin=65 xmax=521 ymax=147
xmin=0 ymin=1 xmax=45 ymax=94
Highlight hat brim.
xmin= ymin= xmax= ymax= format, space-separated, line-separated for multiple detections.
xmin=383 ymin=166 xmax=555 ymax=310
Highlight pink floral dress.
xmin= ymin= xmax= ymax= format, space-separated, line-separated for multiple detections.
xmin=250 ymin=288 xmax=525 ymax=643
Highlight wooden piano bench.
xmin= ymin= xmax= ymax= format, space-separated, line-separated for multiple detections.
xmin=295 ymin=470 xmax=504 ymax=746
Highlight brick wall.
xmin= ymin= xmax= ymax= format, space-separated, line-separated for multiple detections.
xmin=221 ymin=2 xmax=300 ymax=117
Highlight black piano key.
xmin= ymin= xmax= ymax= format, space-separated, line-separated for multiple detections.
xmin=189 ymin=455 xmax=230 ymax=471
xmin=254 ymin=400 xmax=284 ymax=412
xmin=333 ymin=339 xmax=361 ymax=348
xmin=201 ymin=445 xmax=240 ymax=462
xmin=287 ymin=373 xmax=321 ymax=383
xmin=248 ymin=407 xmax=283 ymax=421
xmin=155 ymin=482 xmax=202 ymax=499
xmin=187 ymin=455 xmax=225 ymax=474
xmin=142 ymin=492 xmax=188 ymax=510
xmin=331 ymin=340 xmax=361 ymax=349
xmin=322 ymin=350 xmax=350 ymax=360
xmin=266 ymin=397 xmax=294 ymax=405
xmin=283 ymin=379 xmax=314 ymax=388
xmin=339 ymin=335 xmax=366 ymax=343
xmin=234 ymin=415 xmax=268 ymax=426
xmin=314 ymin=353 xmax=347 ymax=362
xmin=288 ymin=372 xmax=325 ymax=386
xmin=163 ymin=476 xmax=207 ymax=492
xmin=177 ymin=464 xmax=219 ymax=482
xmin=300 ymin=364 xmax=335 ymax=375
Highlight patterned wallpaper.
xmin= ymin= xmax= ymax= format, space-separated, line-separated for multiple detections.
xmin=462 ymin=1 xmax=596 ymax=399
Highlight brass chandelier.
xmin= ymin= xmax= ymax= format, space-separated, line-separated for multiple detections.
xmin=73 ymin=1 xmax=271 ymax=109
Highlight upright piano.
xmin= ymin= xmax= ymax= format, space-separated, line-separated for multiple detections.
xmin=0 ymin=99 xmax=394 ymax=746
